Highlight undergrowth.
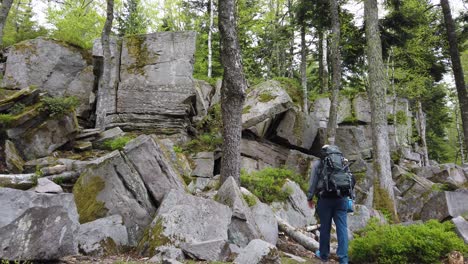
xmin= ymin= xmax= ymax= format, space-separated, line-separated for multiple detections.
xmin=350 ymin=218 xmax=468 ymax=264
xmin=240 ymin=167 xmax=307 ymax=204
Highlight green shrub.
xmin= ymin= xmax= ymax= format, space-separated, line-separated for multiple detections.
xmin=173 ymin=145 xmax=183 ymax=153
xmin=184 ymin=132 xmax=223 ymax=153
xmin=240 ymin=167 xmax=307 ymax=204
xmin=8 ymin=103 xmax=25 ymax=115
xmin=102 ymin=136 xmax=134 ymax=150
xmin=350 ymin=219 xmax=468 ymax=264
xmin=273 ymin=77 xmax=303 ymax=106
xmin=41 ymin=96 xmax=80 ymax=117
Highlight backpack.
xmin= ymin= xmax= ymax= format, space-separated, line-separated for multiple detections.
xmin=316 ymin=145 xmax=355 ymax=198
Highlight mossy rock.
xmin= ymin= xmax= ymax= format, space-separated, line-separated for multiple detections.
xmin=73 ymin=174 xmax=108 ymax=224
xmin=136 ymin=218 xmax=171 ymax=256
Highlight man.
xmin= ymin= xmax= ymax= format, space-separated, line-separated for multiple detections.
xmin=307 ymin=145 xmax=351 ymax=264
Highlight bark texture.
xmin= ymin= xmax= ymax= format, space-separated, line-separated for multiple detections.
xmin=277 ymin=217 xmax=319 ymax=251
xmin=300 ymin=23 xmax=308 ymax=113
xmin=95 ymin=0 xmax=114 ymax=129
xmin=416 ymin=101 xmax=429 ymax=166
xmin=318 ymin=31 xmax=329 ymax=93
xmin=218 ymin=0 xmax=247 ymax=185
xmin=0 ymin=0 xmax=14 ymax=47
xmin=441 ymin=0 xmax=468 ymax=150
xmin=364 ymin=0 xmax=397 ymax=215
xmin=208 ymin=0 xmax=213 ymax=78
xmin=326 ymin=0 xmax=341 ymax=144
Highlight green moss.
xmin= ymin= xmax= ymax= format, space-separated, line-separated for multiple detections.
xmin=353 ymin=172 xmax=367 ymax=185
xmin=292 ymin=113 xmax=304 ymax=141
xmin=373 ymin=180 xmax=398 ymax=223
xmin=258 ymin=91 xmax=277 ymax=103
xmin=13 ymin=41 xmax=37 ymax=54
xmin=102 ymin=136 xmax=134 ymax=151
xmin=137 ymin=218 xmax=171 ymax=256
xmin=242 ymin=193 xmax=257 ymax=207
xmin=242 ymin=105 xmax=252 ymax=114
xmin=99 ymin=237 xmax=119 ymax=256
xmin=390 ymin=151 xmax=401 ymax=163
xmin=0 ymin=114 xmax=14 ymax=126
xmin=73 ymin=175 xmax=107 ymax=223
xmin=125 ymin=35 xmax=156 ymax=75
xmin=341 ymin=115 xmax=359 ymax=125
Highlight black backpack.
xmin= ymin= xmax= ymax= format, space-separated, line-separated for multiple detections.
xmin=316 ymin=145 xmax=355 ymax=197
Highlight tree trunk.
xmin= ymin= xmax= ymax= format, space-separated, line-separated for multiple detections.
xmin=218 ymin=0 xmax=247 ymax=186
xmin=364 ymin=0 xmax=397 ymax=217
xmin=441 ymin=0 xmax=468 ymax=151
xmin=455 ymin=105 xmax=465 ymax=163
xmin=318 ymin=30 xmax=329 ymax=93
xmin=288 ymin=0 xmax=294 ymax=78
xmin=95 ymin=0 xmax=114 ymax=128
xmin=326 ymin=0 xmax=341 ymax=144
xmin=0 ymin=0 xmax=14 ymax=48
xmin=300 ymin=23 xmax=308 ymax=113
xmin=416 ymin=101 xmax=429 ymax=166
xmin=208 ymin=0 xmax=213 ymax=78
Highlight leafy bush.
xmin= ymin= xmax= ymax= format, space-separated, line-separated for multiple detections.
xmin=349 ymin=219 xmax=468 ymax=264
xmin=184 ymin=132 xmax=223 ymax=153
xmin=242 ymin=193 xmax=257 ymax=207
xmin=240 ymin=167 xmax=307 ymax=204
xmin=102 ymin=136 xmax=134 ymax=151
xmin=41 ymin=96 xmax=80 ymax=117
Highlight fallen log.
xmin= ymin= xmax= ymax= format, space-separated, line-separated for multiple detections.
xmin=277 ymin=217 xmax=319 ymax=251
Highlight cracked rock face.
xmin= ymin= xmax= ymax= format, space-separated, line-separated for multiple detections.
xmin=73 ymin=135 xmax=185 ymax=245
xmin=93 ymin=32 xmax=197 ymax=135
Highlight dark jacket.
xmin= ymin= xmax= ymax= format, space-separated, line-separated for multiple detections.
xmin=307 ymin=160 xmax=321 ymax=201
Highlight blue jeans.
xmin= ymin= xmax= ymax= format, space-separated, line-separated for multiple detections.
xmin=317 ymin=197 xmax=349 ymax=264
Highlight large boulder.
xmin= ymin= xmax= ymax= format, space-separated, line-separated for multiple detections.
xmin=353 ymin=94 xmax=371 ymax=123
xmin=216 ymin=177 xmax=261 ymax=247
xmin=242 ymin=80 xmax=293 ymax=129
xmin=430 ymin=164 xmax=467 ymax=188
xmin=285 ymin=150 xmax=317 ymax=178
xmin=271 ymin=180 xmax=316 ymax=228
xmin=396 ymin=173 xmax=436 ymax=222
xmin=240 ymin=139 xmax=289 ymax=169
xmin=310 ymin=97 xmax=330 ymax=128
xmin=99 ymin=32 xmax=197 ymax=135
xmin=233 ymin=239 xmax=281 ymax=264
xmin=77 ymin=215 xmax=129 ymax=256
xmin=4 ymin=140 xmax=24 ymax=173
xmin=420 ymin=190 xmax=468 ymax=221
xmin=2 ymin=38 xmax=94 ymax=119
xmin=194 ymin=80 xmax=213 ymax=121
xmin=0 ymin=188 xmax=79 ymax=260
xmin=122 ymin=135 xmax=185 ymax=204
xmin=452 ymin=216 xmax=468 ymax=244
xmin=348 ymin=205 xmax=372 ymax=232
xmin=8 ymin=112 xmax=78 ymax=160
xmin=251 ymin=202 xmax=278 ymax=246
xmin=335 ymin=126 xmax=372 ymax=160
xmin=138 ymin=190 xmax=232 ymax=261
xmin=73 ymin=150 xmax=156 ymax=245
xmin=191 ymin=152 xmax=215 ymax=178
xmin=272 ymin=109 xmax=318 ymax=150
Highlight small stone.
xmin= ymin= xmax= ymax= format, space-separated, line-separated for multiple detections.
xmin=74 ymin=141 xmax=93 ymax=151
xmin=35 ymin=178 xmax=63 ymax=193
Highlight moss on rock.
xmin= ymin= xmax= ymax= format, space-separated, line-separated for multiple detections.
xmin=73 ymin=174 xmax=108 ymax=224
xmin=137 ymin=218 xmax=171 ymax=256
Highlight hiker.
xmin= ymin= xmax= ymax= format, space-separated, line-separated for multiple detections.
xmin=307 ymin=144 xmax=355 ymax=264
